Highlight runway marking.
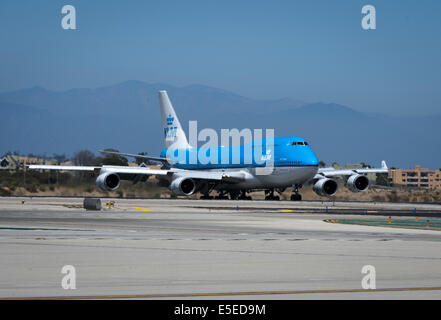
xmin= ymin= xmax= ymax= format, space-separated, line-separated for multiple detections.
xmin=130 ymin=207 xmax=153 ymax=212
xmin=325 ymin=218 xmax=441 ymax=231
xmin=3 ymin=286 xmax=441 ymax=300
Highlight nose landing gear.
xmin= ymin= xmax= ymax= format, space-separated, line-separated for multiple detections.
xmin=290 ymin=194 xmax=302 ymax=201
xmin=290 ymin=184 xmax=302 ymax=201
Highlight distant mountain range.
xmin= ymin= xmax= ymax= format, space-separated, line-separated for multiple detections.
xmin=1 ymin=80 xmax=440 ymax=169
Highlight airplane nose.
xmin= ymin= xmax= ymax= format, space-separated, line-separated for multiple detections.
xmin=306 ymin=148 xmax=319 ymax=166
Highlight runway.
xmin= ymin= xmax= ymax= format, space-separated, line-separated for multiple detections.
xmin=1 ymin=197 xmax=441 ymax=299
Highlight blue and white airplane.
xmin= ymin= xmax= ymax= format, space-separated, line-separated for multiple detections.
xmin=30 ymin=91 xmax=388 ymax=201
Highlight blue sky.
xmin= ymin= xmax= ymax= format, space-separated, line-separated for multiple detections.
xmin=0 ymin=0 xmax=440 ymax=115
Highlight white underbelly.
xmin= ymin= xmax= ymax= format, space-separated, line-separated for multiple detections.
xmin=221 ymin=166 xmax=318 ymax=190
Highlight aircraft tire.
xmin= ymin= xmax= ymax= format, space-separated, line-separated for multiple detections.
xmin=229 ymin=192 xmax=239 ymax=200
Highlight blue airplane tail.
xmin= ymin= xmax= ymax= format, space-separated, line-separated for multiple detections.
xmin=158 ymin=91 xmax=191 ymax=150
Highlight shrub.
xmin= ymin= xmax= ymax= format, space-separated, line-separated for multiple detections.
xmin=0 ymin=187 xmax=11 ymax=196
xmin=25 ymin=185 xmax=38 ymax=193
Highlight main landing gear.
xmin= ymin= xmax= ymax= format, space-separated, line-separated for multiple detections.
xmin=201 ymin=189 xmax=252 ymax=200
xmin=238 ymin=190 xmax=252 ymax=200
xmin=290 ymin=184 xmax=302 ymax=201
xmin=265 ymin=189 xmax=280 ymax=201
xmin=215 ymin=191 xmax=229 ymax=200
xmin=229 ymin=191 xmax=239 ymax=200
xmin=200 ymin=185 xmax=214 ymax=200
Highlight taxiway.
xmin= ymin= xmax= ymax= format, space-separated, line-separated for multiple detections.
xmin=0 ymin=197 xmax=441 ymax=299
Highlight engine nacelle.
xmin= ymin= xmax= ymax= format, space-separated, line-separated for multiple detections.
xmin=96 ymin=172 xmax=120 ymax=191
xmin=170 ymin=177 xmax=196 ymax=196
xmin=346 ymin=174 xmax=370 ymax=192
xmin=313 ymin=178 xmax=338 ymax=197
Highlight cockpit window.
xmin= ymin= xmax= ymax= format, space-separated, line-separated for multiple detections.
xmin=292 ymin=141 xmax=308 ymax=146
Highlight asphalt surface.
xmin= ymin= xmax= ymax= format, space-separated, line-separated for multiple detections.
xmin=1 ymin=197 xmax=441 ymax=299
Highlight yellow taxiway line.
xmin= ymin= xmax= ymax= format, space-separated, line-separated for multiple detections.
xmin=130 ymin=207 xmax=153 ymax=212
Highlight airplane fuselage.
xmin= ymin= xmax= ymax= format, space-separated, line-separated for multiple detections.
xmin=161 ymin=136 xmax=319 ymax=190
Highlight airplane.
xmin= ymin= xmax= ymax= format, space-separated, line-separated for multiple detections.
xmin=29 ymin=91 xmax=388 ymax=201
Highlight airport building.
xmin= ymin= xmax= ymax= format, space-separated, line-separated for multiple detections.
xmin=0 ymin=155 xmax=56 ymax=171
xmin=389 ymin=165 xmax=441 ymax=189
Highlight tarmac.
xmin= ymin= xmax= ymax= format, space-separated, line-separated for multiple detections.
xmin=1 ymin=196 xmax=441 ymax=299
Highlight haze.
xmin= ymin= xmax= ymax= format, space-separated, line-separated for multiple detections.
xmin=1 ymin=0 xmax=440 ymax=116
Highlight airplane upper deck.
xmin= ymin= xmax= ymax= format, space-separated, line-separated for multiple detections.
xmin=160 ymin=136 xmax=319 ymax=169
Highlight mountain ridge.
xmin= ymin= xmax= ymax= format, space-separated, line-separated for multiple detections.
xmin=1 ymin=81 xmax=440 ymax=169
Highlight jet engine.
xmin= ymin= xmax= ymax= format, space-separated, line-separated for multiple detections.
xmin=346 ymin=174 xmax=370 ymax=192
xmin=170 ymin=177 xmax=196 ymax=196
xmin=313 ymin=178 xmax=338 ymax=197
xmin=96 ymin=172 xmax=120 ymax=191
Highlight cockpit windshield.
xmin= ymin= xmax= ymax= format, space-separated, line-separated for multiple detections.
xmin=292 ymin=141 xmax=308 ymax=146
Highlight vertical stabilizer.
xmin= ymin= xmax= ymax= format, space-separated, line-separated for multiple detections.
xmin=158 ymin=91 xmax=190 ymax=149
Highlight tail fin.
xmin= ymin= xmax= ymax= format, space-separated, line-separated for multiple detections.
xmin=381 ymin=160 xmax=388 ymax=169
xmin=158 ymin=91 xmax=190 ymax=149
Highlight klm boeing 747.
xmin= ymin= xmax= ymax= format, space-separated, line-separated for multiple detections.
xmin=29 ymin=91 xmax=388 ymax=200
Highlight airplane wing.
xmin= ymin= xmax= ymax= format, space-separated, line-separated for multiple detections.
xmin=28 ymin=164 xmax=245 ymax=182
xmin=99 ymin=150 xmax=169 ymax=165
xmin=28 ymin=164 xmax=170 ymax=176
xmin=28 ymin=165 xmax=99 ymax=171
xmin=314 ymin=160 xmax=388 ymax=179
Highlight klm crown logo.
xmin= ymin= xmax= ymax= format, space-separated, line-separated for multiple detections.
xmin=166 ymin=114 xmax=174 ymax=126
